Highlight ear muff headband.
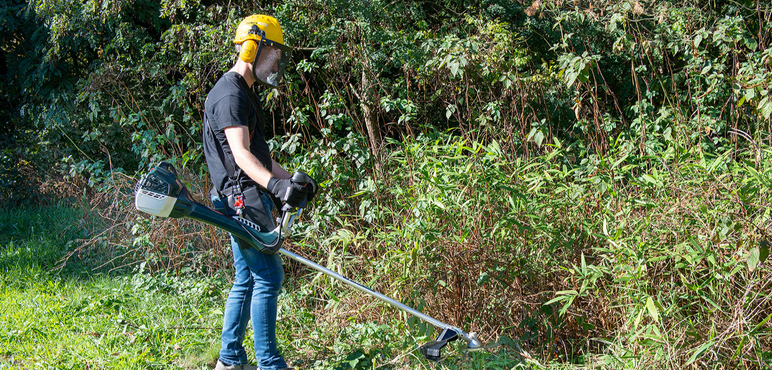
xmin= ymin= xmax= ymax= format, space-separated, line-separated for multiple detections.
xmin=239 ymin=26 xmax=261 ymax=63
xmin=239 ymin=39 xmax=258 ymax=63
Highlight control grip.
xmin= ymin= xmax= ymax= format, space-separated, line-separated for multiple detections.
xmin=282 ymin=171 xmax=315 ymax=211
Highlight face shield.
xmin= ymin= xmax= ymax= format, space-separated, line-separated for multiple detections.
xmin=250 ymin=30 xmax=291 ymax=88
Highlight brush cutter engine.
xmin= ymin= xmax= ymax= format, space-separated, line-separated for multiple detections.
xmin=134 ymin=161 xmax=483 ymax=360
xmin=134 ymin=161 xmax=300 ymax=254
xmin=134 ymin=162 xmax=184 ymax=218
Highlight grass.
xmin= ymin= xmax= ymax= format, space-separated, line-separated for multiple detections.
xmin=3 ymin=134 xmax=772 ymax=369
xmin=0 ymin=205 xmax=227 ymax=369
xmin=0 ymin=203 xmax=523 ymax=369
xmin=0 ymin=273 xmax=220 ymax=369
xmin=281 ymin=133 xmax=772 ymax=369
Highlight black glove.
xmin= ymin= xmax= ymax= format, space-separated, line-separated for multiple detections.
xmin=288 ymin=172 xmax=318 ymax=202
xmin=267 ymin=177 xmax=308 ymax=208
xmin=304 ymin=176 xmax=318 ymax=202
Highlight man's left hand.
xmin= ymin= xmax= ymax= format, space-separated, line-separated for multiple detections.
xmin=268 ymin=178 xmax=308 ymax=208
xmin=301 ymin=176 xmax=318 ymax=202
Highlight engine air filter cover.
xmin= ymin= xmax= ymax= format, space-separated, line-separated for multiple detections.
xmin=134 ymin=162 xmax=184 ymax=218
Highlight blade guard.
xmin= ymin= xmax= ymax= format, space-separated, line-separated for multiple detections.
xmin=419 ymin=327 xmax=459 ymax=361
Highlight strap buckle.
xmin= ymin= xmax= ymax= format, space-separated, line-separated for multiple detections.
xmin=232 ymin=183 xmax=244 ymax=217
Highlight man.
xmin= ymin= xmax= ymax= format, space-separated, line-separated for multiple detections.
xmin=202 ymin=14 xmax=314 ymax=370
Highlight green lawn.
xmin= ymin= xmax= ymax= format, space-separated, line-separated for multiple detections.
xmin=0 ymin=205 xmax=224 ymax=369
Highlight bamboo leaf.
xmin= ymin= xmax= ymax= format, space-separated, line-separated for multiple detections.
xmin=686 ymin=340 xmax=714 ymax=365
xmin=646 ymin=297 xmax=660 ymax=322
xmin=544 ymin=290 xmax=578 ymax=306
xmin=751 ymin=311 xmax=772 ymax=335
xmin=642 ymin=174 xmax=657 ymax=185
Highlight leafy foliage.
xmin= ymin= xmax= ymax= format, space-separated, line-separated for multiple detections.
xmin=2 ymin=0 xmax=772 ymax=368
xmin=2 ymin=0 xmax=771 ymax=184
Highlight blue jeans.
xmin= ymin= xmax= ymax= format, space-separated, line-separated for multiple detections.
xmin=212 ymin=192 xmax=288 ymax=370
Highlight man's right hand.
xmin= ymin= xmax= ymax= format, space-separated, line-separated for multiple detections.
xmin=267 ymin=177 xmax=308 ymax=207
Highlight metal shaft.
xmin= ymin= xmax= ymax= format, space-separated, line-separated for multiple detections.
xmin=277 ymin=247 xmax=475 ymax=344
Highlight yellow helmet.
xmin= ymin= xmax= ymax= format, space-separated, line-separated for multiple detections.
xmin=233 ymin=14 xmax=284 ymax=45
xmin=233 ymin=14 xmax=291 ymax=88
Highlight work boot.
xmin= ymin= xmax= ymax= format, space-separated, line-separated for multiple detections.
xmin=213 ymin=360 xmax=257 ymax=370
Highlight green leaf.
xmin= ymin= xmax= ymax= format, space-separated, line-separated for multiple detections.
xmin=759 ymin=97 xmax=772 ymax=119
xmin=686 ymin=340 xmax=714 ymax=365
xmin=565 ymin=71 xmax=578 ymax=88
xmin=533 ymin=130 xmax=545 ymax=146
xmin=744 ymin=36 xmax=758 ymax=51
xmin=558 ymin=295 xmax=575 ymax=316
xmin=646 ymin=296 xmax=660 ymax=322
xmin=747 ymin=247 xmax=760 ymax=271
xmin=750 ymin=311 xmax=772 ymax=335
xmin=745 ymin=88 xmax=756 ymax=100
xmin=642 ymin=174 xmax=657 ymax=185
xmin=730 ymin=337 xmax=747 ymax=362
xmin=346 ymin=351 xmax=365 ymax=368
xmin=544 ymin=290 xmax=578 ymax=306
xmin=477 ymin=272 xmax=490 ymax=286
xmin=633 ymin=307 xmax=644 ymax=329
xmin=449 ymin=61 xmax=459 ymax=77
xmin=445 ymin=104 xmax=456 ymax=119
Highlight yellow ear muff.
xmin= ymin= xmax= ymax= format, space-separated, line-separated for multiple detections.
xmin=239 ymin=39 xmax=258 ymax=63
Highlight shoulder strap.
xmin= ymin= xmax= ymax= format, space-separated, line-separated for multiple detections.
xmin=204 ymin=114 xmax=242 ymax=186
xmin=248 ymin=87 xmax=268 ymax=132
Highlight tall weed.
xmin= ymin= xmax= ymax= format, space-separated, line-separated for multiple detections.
xmin=42 ymin=129 xmax=772 ymax=367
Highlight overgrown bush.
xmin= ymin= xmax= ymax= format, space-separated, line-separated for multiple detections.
xmin=3 ymin=0 xmax=772 ymax=367
xmin=75 ymin=129 xmax=772 ymax=367
xmin=3 ymin=0 xmax=770 ymax=187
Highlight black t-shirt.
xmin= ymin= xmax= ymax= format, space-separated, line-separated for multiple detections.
xmin=203 ymin=72 xmax=272 ymax=192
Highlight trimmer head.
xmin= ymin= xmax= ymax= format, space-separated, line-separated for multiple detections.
xmin=419 ymin=328 xmax=483 ymax=361
xmin=466 ymin=332 xmax=483 ymax=350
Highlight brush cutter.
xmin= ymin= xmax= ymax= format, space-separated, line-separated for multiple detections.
xmin=134 ymin=161 xmax=482 ymax=360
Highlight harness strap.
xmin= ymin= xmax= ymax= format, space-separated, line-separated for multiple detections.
xmin=204 ymin=114 xmax=242 ymax=186
xmin=205 ymin=84 xmax=269 ymax=201
xmin=217 ymin=182 xmax=258 ymax=197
